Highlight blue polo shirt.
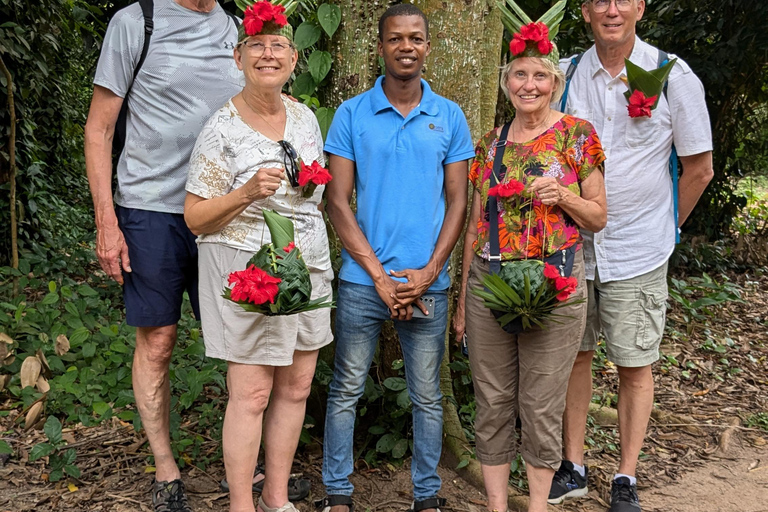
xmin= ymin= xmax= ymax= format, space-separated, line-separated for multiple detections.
xmin=325 ymin=76 xmax=474 ymax=291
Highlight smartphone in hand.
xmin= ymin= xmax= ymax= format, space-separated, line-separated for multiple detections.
xmin=411 ymin=296 xmax=436 ymax=319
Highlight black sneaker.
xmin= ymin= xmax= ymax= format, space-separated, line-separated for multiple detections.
xmin=151 ymin=479 xmax=193 ymax=512
xmin=609 ymin=477 xmax=641 ymax=512
xmin=547 ymin=460 xmax=588 ymax=504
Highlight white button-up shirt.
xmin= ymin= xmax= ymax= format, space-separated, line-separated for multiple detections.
xmin=559 ymin=37 xmax=713 ymax=283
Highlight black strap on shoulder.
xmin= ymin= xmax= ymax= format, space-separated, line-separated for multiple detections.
xmin=560 ymin=52 xmax=583 ymax=112
xmin=225 ymin=9 xmax=241 ymax=28
xmin=113 ymin=0 xmax=154 ymax=160
xmin=487 ymin=122 xmax=512 ymax=274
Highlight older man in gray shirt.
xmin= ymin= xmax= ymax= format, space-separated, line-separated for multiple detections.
xmin=84 ymin=0 xmax=241 ymax=510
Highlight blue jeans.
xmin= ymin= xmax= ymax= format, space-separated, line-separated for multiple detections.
xmin=323 ymin=281 xmax=447 ymax=500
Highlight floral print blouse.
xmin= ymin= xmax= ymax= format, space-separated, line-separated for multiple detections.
xmin=470 ymin=115 xmax=605 ymax=260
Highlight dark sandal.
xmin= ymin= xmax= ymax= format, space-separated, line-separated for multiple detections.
xmin=219 ymin=464 xmax=311 ymax=501
xmin=407 ymin=497 xmax=446 ymax=512
xmin=316 ymin=495 xmax=355 ymax=512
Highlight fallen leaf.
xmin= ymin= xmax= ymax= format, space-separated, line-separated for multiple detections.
xmin=20 ymin=356 xmax=42 ymax=388
xmin=145 ymin=466 xmax=156 ymax=473
xmin=55 ymin=335 xmax=70 ymax=356
xmin=67 ymin=482 xmax=78 ymax=492
xmin=693 ymin=388 xmax=710 ymax=397
xmin=25 ymin=402 xmax=44 ymax=430
xmin=0 ymin=333 xmax=13 ymax=345
xmin=35 ymin=349 xmax=51 ymax=377
xmin=36 ymin=375 xmax=50 ymax=393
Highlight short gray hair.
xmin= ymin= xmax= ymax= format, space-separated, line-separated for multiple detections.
xmin=499 ymin=57 xmax=566 ymax=106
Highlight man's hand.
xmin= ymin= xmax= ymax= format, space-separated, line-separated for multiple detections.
xmin=374 ymin=276 xmax=415 ymax=321
xmin=96 ymin=222 xmax=131 ymax=284
xmin=390 ymin=268 xmax=435 ymax=316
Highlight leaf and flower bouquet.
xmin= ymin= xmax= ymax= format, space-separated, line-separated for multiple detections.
xmin=624 ymin=57 xmax=676 ymax=118
xmin=223 ymin=210 xmax=334 ymax=314
xmin=473 ymin=176 xmax=583 ymax=332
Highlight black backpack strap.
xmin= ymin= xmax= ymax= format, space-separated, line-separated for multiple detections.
xmin=135 ymin=0 xmax=154 ymax=79
xmin=560 ymin=52 xmax=583 ymax=112
xmin=225 ymin=9 xmax=241 ymax=28
xmin=487 ymin=122 xmax=512 ymax=274
xmin=113 ymin=0 xmax=154 ymax=160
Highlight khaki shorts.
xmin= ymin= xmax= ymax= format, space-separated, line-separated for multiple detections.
xmin=465 ymin=251 xmax=587 ymax=470
xmin=198 ymin=243 xmax=333 ymax=365
xmin=580 ymin=262 xmax=668 ymax=367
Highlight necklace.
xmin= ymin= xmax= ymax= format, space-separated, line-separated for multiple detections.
xmin=512 ymin=111 xmax=552 ymax=143
xmin=241 ymin=93 xmax=285 ymax=140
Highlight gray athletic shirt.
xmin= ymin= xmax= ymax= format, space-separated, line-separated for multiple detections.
xmin=94 ymin=0 xmax=244 ymax=214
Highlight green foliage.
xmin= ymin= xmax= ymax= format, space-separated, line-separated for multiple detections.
xmin=667 ymin=273 xmax=742 ymax=337
xmin=29 ymin=416 xmax=80 ymax=482
xmin=746 ymin=412 xmax=768 ymax=432
xmin=0 ymin=0 xmax=102 ymax=265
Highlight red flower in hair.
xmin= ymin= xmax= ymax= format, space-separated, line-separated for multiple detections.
xmin=243 ymin=1 xmax=289 ymax=36
xmin=488 ymin=179 xmax=525 ymax=198
xmin=228 ymin=265 xmax=282 ymax=304
xmin=511 ymin=22 xmax=553 ymax=56
xmin=298 ymin=160 xmax=332 ymax=187
xmin=554 ymin=275 xmax=578 ymax=301
xmin=509 ymin=34 xmax=527 ymax=55
xmin=627 ymin=90 xmax=657 ymax=118
xmin=543 ymin=263 xmax=561 ymax=280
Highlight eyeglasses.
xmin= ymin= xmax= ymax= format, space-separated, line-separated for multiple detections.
xmin=241 ymin=41 xmax=294 ymax=57
xmin=591 ymin=0 xmax=634 ymax=13
xmin=278 ymin=140 xmax=300 ymax=188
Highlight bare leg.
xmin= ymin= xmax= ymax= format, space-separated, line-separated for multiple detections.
xmin=526 ymin=465 xmax=555 ymax=512
xmin=562 ymin=350 xmax=594 ymax=465
xmin=224 ymin=363 xmax=275 ymax=512
xmin=616 ymin=365 xmax=654 ymax=476
xmin=260 ymin=350 xmax=319 ymax=509
xmin=134 ymin=325 xmax=179 ymax=482
xmin=482 ymin=463 xmax=510 ymax=512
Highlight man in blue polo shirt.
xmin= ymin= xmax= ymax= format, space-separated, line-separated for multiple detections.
xmin=320 ymin=5 xmax=474 ymax=512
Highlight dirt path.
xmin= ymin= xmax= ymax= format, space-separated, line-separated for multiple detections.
xmin=558 ymin=441 xmax=768 ymax=512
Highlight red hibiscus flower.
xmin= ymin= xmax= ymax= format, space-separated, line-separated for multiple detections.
xmin=488 ymin=179 xmax=525 ymax=198
xmin=511 ymin=22 xmax=553 ymax=56
xmin=627 ymin=90 xmax=657 ymax=118
xmin=283 ymin=242 xmax=296 ymax=252
xmin=509 ymin=34 xmax=527 ymax=55
xmin=243 ymin=1 xmax=288 ymax=36
xmin=243 ymin=8 xmax=264 ymax=36
xmin=298 ymin=160 xmax=332 ymax=187
xmin=228 ymin=264 xmax=282 ymax=305
xmin=543 ymin=263 xmax=561 ymax=280
xmin=554 ymin=275 xmax=578 ymax=301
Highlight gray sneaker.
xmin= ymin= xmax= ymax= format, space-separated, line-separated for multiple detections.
xmin=151 ymin=479 xmax=193 ymax=512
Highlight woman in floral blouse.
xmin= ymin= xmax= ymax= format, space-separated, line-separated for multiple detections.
xmin=452 ymin=13 xmax=608 ymax=511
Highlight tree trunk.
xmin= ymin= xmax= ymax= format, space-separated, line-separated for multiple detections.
xmin=0 ymin=55 xmax=18 ymax=296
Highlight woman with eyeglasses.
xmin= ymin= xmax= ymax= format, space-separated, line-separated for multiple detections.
xmin=184 ymin=2 xmax=331 ymax=512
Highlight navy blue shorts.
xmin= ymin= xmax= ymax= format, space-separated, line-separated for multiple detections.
xmin=116 ymin=206 xmax=200 ymax=327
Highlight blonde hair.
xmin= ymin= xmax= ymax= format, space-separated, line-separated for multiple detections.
xmin=500 ymin=57 xmax=566 ymax=106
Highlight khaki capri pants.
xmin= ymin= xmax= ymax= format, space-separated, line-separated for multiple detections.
xmin=465 ymin=250 xmax=586 ymax=470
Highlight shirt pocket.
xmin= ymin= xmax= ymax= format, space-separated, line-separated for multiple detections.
xmin=625 ymin=115 xmax=660 ymax=148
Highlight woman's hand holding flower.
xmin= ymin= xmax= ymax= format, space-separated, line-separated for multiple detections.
xmin=241 ymin=167 xmax=285 ymax=201
xmin=528 ymin=176 xmax=562 ymax=206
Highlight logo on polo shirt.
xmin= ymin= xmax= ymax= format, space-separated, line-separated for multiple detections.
xmin=428 ymin=123 xmax=444 ymax=132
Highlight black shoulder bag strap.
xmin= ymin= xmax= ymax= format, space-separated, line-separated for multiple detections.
xmin=487 ymin=122 xmax=512 ymax=275
xmin=113 ymin=0 xmax=154 ymax=159
xmin=225 ymin=9 xmax=241 ymax=28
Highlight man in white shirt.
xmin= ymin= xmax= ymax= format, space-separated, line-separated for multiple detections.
xmin=548 ymin=1 xmax=713 ymax=511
